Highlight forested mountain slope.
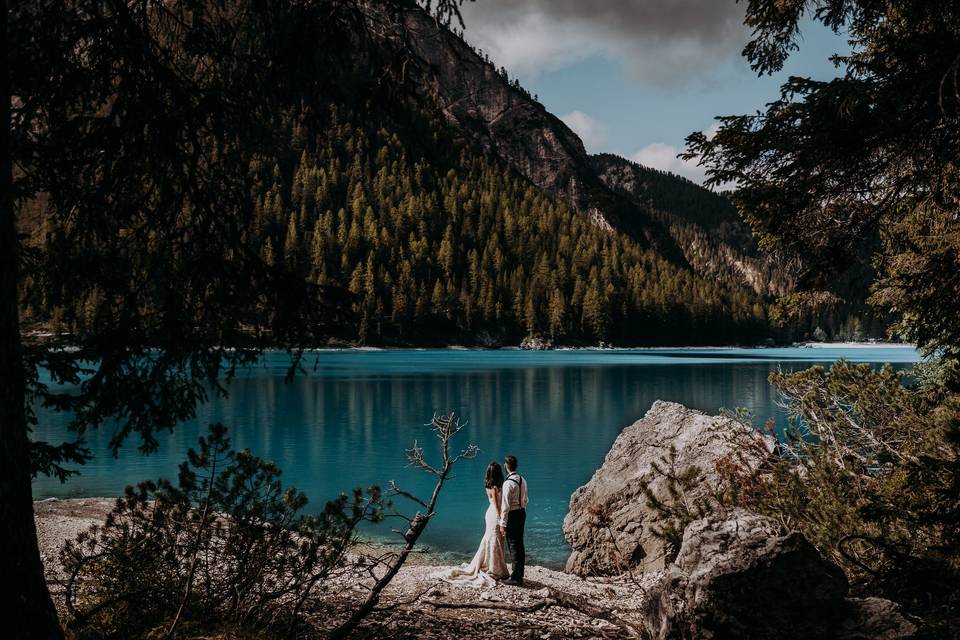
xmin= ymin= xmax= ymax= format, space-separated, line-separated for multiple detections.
xmin=359 ymin=3 xmax=809 ymax=300
xmin=240 ymin=103 xmax=776 ymax=345
xmin=20 ymin=1 xmax=809 ymax=346
xmin=590 ymin=153 xmax=794 ymax=298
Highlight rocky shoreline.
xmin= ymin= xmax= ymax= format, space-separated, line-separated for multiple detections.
xmin=34 ymin=401 xmax=924 ymax=638
xmin=34 ymin=498 xmax=655 ymax=638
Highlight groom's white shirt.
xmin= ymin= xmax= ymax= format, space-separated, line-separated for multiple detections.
xmin=499 ymin=472 xmax=528 ymax=528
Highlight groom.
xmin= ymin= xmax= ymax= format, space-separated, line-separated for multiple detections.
xmin=498 ymin=454 xmax=528 ymax=586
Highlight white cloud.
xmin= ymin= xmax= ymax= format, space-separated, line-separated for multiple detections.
xmin=461 ymin=1 xmax=747 ymax=86
xmin=628 ymin=123 xmax=728 ymax=188
xmin=560 ymin=110 xmax=609 ymax=152
xmin=630 ymin=142 xmax=706 ymax=183
xmin=467 ymin=11 xmax=603 ymax=78
xmin=702 ymin=122 xmax=721 ymax=140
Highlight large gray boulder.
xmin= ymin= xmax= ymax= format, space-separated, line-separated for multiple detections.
xmin=563 ymin=401 xmax=773 ymax=576
xmin=644 ymin=509 xmax=848 ymax=639
xmin=643 ymin=509 xmax=918 ymax=640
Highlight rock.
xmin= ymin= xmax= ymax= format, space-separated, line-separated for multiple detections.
xmin=838 ymin=598 xmax=919 ymax=640
xmin=563 ymin=401 xmax=773 ymax=576
xmin=474 ymin=330 xmax=503 ymax=348
xmin=370 ymin=5 xmax=591 ymax=210
xmin=520 ymin=335 xmax=553 ymax=350
xmin=643 ymin=509 xmax=849 ymax=640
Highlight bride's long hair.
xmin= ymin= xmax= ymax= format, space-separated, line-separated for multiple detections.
xmin=484 ymin=461 xmax=504 ymax=490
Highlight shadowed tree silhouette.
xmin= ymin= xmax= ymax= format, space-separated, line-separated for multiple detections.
xmin=3 ymin=1 xmax=472 ymax=637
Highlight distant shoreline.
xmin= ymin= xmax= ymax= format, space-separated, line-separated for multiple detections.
xmin=21 ymin=329 xmax=915 ymax=353
xmin=288 ymin=342 xmax=917 ymax=352
xmin=794 ymin=341 xmax=915 ymax=349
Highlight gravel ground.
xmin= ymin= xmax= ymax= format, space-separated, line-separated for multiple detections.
xmin=35 ymin=498 xmax=655 ymax=638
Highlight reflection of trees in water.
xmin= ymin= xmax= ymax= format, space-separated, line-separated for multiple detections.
xmin=31 ymin=357 xmax=914 ymax=565
xmin=31 ymin=361 xmax=807 ymax=492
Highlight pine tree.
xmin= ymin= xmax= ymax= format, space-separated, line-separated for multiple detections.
xmin=261 ymin=237 xmax=276 ymax=268
xmin=431 ymin=279 xmax=445 ymax=316
xmin=524 ymin=297 xmax=537 ymax=336
xmin=284 ymin=212 xmax=300 ymax=271
xmin=310 ymin=218 xmax=326 ymax=282
xmin=548 ymin=290 xmax=566 ymax=339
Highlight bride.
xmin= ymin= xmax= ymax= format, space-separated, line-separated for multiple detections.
xmin=432 ymin=462 xmax=510 ymax=587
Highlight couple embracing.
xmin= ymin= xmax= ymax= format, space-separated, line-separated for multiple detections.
xmin=435 ymin=455 xmax=528 ymax=588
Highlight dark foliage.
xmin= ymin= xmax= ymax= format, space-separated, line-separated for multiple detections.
xmin=687 ymin=0 xmax=960 ymax=360
xmin=718 ymin=362 xmax=960 ymax=633
xmin=61 ymin=424 xmax=383 ymax=639
xmin=686 ymin=2 xmax=960 ymax=631
xmin=3 ymin=1 xmax=467 ymax=636
xmin=639 ymin=445 xmax=715 ymax=564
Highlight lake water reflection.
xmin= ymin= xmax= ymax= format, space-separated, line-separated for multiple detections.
xmin=32 ymin=346 xmax=920 ymax=568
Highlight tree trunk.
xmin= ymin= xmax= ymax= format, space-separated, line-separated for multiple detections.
xmin=0 ymin=2 xmax=65 ymax=636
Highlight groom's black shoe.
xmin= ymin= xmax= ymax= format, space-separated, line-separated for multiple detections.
xmin=501 ymin=578 xmax=523 ymax=587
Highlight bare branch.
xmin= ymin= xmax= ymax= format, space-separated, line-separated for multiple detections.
xmin=331 ymin=412 xmax=476 ymax=639
xmin=386 ymin=480 xmax=429 ymax=509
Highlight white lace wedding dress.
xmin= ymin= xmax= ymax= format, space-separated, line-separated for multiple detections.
xmin=432 ymin=488 xmax=509 ymax=587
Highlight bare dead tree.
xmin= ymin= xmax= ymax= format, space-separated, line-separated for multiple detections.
xmin=329 ymin=412 xmax=477 ymax=639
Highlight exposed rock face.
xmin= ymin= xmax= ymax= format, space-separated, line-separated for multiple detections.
xmin=591 ymin=153 xmax=796 ymax=297
xmin=519 ymin=335 xmax=553 ymax=350
xmin=643 ymin=509 xmax=849 ymax=640
xmin=366 ymin=6 xmax=592 ymax=211
xmin=364 ymin=5 xmax=684 ymax=252
xmin=563 ymin=401 xmax=773 ymax=576
xmin=398 ymin=8 xmax=593 ymax=210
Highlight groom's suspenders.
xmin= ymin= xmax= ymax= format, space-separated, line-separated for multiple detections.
xmin=505 ymin=474 xmax=524 ymax=510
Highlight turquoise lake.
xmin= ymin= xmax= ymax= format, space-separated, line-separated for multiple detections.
xmin=31 ymin=346 xmax=920 ymax=568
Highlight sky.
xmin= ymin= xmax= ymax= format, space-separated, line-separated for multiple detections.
xmin=459 ymin=0 xmax=850 ymax=186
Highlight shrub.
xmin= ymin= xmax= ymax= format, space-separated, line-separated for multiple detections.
xmin=640 ymin=445 xmax=715 ymax=563
xmin=61 ymin=424 xmax=382 ymax=638
xmin=716 ymin=361 xmax=960 ymax=627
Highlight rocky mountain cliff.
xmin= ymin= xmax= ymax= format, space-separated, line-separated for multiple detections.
xmin=591 ymin=154 xmax=796 ymax=296
xmin=364 ymin=3 xmax=793 ymax=298
xmin=367 ymin=4 xmax=725 ymax=263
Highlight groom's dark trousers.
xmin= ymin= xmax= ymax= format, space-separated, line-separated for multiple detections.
xmin=505 ymin=508 xmax=526 ymax=582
